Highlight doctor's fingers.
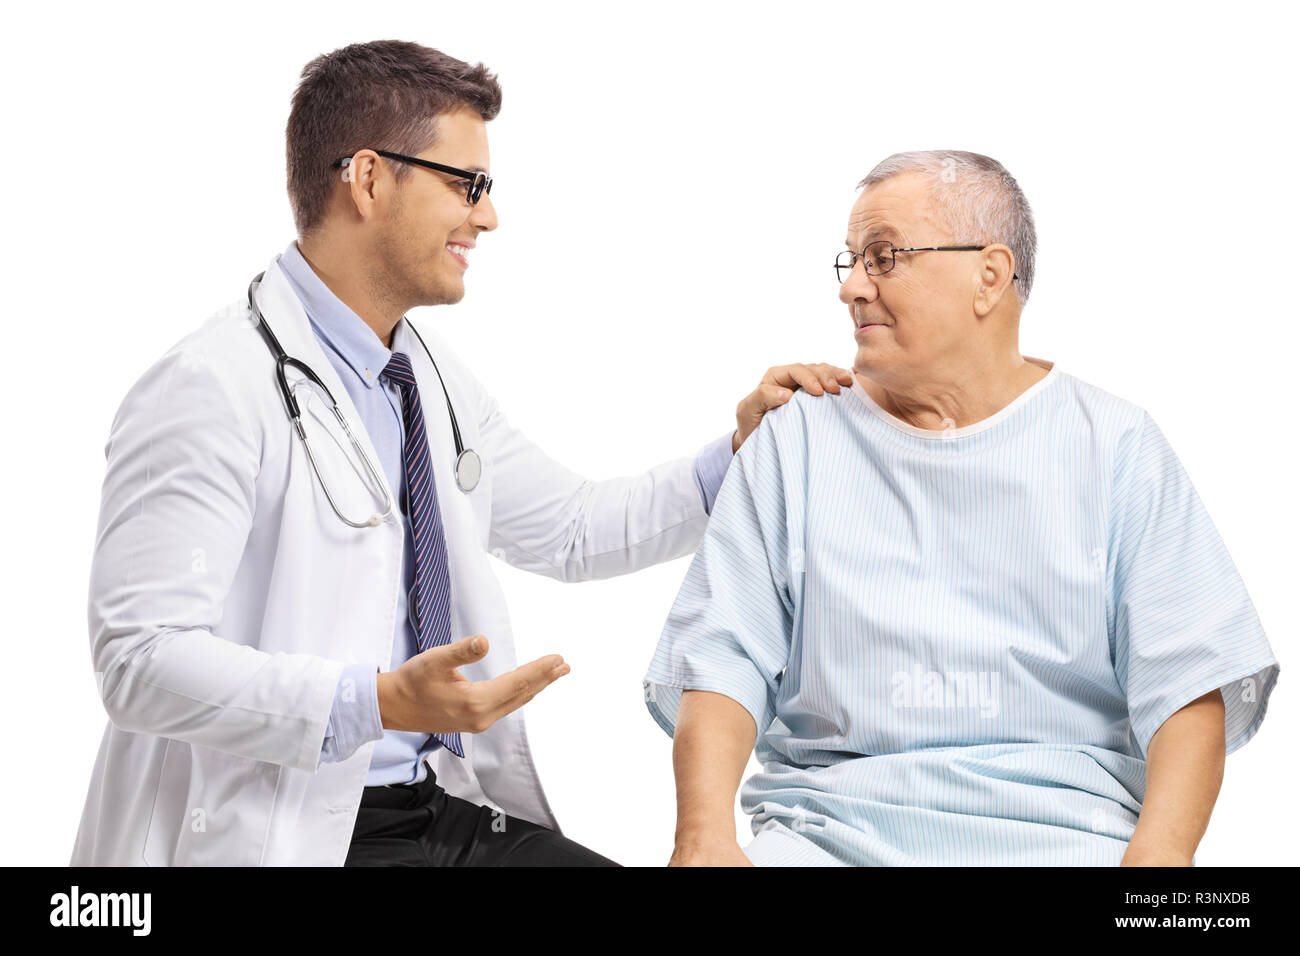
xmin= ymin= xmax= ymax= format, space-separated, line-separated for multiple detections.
xmin=430 ymin=633 xmax=493 ymax=670
xmin=466 ymin=655 xmax=571 ymax=730
xmin=762 ymin=362 xmax=854 ymax=397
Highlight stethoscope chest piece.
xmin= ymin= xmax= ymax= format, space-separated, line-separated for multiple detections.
xmin=455 ymin=448 xmax=482 ymax=493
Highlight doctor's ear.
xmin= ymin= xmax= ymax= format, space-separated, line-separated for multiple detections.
xmin=335 ymin=151 xmax=385 ymax=217
xmin=335 ymin=151 xmax=378 ymax=185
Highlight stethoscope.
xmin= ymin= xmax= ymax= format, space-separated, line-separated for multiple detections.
xmin=247 ymin=272 xmax=483 ymax=533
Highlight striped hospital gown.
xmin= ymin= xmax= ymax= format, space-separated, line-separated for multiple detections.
xmin=643 ymin=360 xmax=1279 ymax=866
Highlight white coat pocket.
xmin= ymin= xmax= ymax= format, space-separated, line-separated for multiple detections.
xmin=143 ymin=740 xmax=282 ymax=866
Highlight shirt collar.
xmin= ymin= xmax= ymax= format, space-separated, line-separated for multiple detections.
xmin=390 ymin=312 xmax=414 ymax=358
xmin=277 ymin=239 xmax=394 ymax=389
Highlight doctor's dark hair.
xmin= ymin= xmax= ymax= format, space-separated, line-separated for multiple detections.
xmin=286 ymin=39 xmax=502 ymax=237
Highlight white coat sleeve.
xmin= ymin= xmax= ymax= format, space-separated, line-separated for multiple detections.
xmin=88 ymin=347 xmax=342 ymax=772
xmin=479 ymin=386 xmax=713 ymax=582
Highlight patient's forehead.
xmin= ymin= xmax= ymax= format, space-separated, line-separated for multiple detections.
xmin=846 ymin=172 xmax=950 ymax=247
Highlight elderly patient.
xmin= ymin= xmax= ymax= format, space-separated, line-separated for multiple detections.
xmin=642 ymin=150 xmax=1280 ymax=866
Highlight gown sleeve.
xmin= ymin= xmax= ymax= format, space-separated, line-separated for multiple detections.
xmin=1108 ymin=411 xmax=1279 ymax=759
xmin=643 ymin=411 xmax=798 ymax=739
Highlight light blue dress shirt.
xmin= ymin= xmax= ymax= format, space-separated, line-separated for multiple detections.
xmin=644 ymin=361 xmax=1280 ymax=865
xmin=275 ymin=241 xmax=735 ymax=785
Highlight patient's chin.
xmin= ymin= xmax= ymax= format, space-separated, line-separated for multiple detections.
xmin=853 ymin=345 xmax=892 ymax=368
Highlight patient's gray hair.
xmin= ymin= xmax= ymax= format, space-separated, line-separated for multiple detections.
xmin=858 ymin=150 xmax=1036 ymax=305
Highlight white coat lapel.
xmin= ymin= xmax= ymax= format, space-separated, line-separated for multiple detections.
xmin=248 ymin=253 xmax=403 ymax=676
xmin=253 ymin=254 xmax=395 ymax=526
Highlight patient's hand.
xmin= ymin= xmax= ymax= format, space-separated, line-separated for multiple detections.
xmin=669 ymin=834 xmax=754 ymax=867
xmin=1119 ymin=847 xmax=1193 ymax=867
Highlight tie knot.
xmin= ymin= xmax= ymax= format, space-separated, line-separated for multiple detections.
xmin=381 ymin=351 xmax=416 ymax=387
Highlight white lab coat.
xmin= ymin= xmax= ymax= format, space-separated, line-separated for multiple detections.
xmin=71 ymin=251 xmax=713 ymax=866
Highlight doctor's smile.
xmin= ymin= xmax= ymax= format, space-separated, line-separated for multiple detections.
xmin=445 ymin=241 xmax=473 ymax=268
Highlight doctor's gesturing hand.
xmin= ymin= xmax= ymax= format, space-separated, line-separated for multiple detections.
xmin=732 ymin=363 xmax=855 ymax=454
xmin=377 ymin=635 xmax=569 ymax=734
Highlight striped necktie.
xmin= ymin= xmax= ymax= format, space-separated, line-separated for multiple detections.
xmin=380 ymin=350 xmax=463 ymax=759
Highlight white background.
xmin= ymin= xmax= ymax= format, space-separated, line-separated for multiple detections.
xmin=1 ymin=0 xmax=1295 ymax=866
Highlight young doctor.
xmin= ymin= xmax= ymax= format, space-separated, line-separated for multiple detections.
xmin=70 ymin=39 xmax=853 ymax=867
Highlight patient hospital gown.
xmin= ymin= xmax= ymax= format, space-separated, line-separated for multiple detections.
xmin=643 ymin=359 xmax=1279 ymax=866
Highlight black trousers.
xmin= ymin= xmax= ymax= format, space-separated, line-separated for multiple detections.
xmin=344 ymin=768 xmax=621 ymax=867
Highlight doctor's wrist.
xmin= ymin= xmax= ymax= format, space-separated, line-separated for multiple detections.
xmin=376 ymin=670 xmax=413 ymax=731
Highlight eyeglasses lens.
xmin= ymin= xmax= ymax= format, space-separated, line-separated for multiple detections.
xmin=836 ymin=240 xmax=894 ymax=282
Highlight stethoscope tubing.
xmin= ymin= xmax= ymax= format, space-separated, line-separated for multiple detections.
xmin=247 ymin=271 xmax=481 ymax=527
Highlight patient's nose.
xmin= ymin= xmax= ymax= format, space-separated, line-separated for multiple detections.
xmin=839 ymin=268 xmax=878 ymax=307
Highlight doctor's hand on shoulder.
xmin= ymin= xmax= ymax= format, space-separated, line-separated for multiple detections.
xmin=377 ymin=635 xmax=569 ymax=734
xmin=732 ymin=363 xmax=854 ymax=454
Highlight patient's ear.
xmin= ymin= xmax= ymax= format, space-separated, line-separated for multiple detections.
xmin=972 ymin=244 xmax=1015 ymax=317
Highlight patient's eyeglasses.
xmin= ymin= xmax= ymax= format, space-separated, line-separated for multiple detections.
xmin=332 ymin=150 xmax=493 ymax=205
xmin=835 ymin=240 xmax=1019 ymax=283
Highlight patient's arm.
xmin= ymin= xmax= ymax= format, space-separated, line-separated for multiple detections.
xmin=668 ymin=690 xmax=757 ymax=867
xmin=1120 ymin=689 xmax=1226 ymax=866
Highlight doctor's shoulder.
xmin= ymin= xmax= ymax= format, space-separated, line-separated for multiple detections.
xmin=105 ymin=298 xmax=272 ymax=463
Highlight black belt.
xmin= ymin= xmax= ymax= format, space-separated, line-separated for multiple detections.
xmin=359 ymin=767 xmax=441 ymax=810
